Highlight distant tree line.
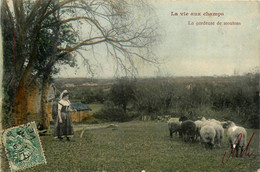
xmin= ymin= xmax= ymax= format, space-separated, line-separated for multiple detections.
xmin=90 ymin=74 xmax=259 ymax=128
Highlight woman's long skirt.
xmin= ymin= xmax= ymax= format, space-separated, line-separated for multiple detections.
xmin=54 ymin=112 xmax=74 ymax=138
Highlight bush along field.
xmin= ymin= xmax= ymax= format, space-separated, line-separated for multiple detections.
xmin=55 ymin=75 xmax=259 ymax=129
xmin=2 ymin=121 xmax=258 ymax=172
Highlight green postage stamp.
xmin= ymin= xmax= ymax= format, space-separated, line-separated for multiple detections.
xmin=2 ymin=122 xmax=46 ymax=171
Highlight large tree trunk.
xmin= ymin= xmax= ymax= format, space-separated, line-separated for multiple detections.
xmin=11 ymin=34 xmax=40 ymax=126
xmin=12 ymin=53 xmax=38 ymax=126
xmin=13 ymin=81 xmax=29 ymax=126
xmin=40 ymin=74 xmax=51 ymax=129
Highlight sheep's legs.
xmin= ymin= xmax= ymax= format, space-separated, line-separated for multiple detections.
xmin=179 ymin=131 xmax=183 ymax=138
xmin=197 ymin=136 xmax=201 ymax=144
xmin=209 ymin=143 xmax=213 ymax=150
xmin=229 ymin=140 xmax=233 ymax=153
xmin=210 ymin=139 xmax=214 ymax=150
xmin=183 ymin=134 xmax=187 ymax=142
xmin=205 ymin=142 xmax=213 ymax=150
xmin=240 ymin=146 xmax=244 ymax=157
xmin=214 ymin=139 xmax=219 ymax=148
xmin=235 ymin=145 xmax=239 ymax=157
xmin=194 ymin=132 xmax=198 ymax=141
xmin=170 ymin=131 xmax=173 ymax=138
xmin=219 ymin=136 xmax=223 ymax=147
xmin=170 ymin=131 xmax=178 ymax=138
xmin=191 ymin=136 xmax=194 ymax=143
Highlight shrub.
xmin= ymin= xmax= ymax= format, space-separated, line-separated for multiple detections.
xmin=93 ymin=101 xmax=128 ymax=122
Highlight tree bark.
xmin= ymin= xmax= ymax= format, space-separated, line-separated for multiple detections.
xmin=40 ymin=73 xmax=51 ymax=129
xmin=13 ymin=81 xmax=29 ymax=126
xmin=12 ymin=12 xmax=43 ymax=126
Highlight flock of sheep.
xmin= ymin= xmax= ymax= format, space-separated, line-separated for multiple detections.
xmin=167 ymin=117 xmax=247 ymax=155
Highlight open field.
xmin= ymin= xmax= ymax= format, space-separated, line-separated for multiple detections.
xmin=3 ymin=121 xmax=259 ymax=172
xmin=88 ymin=104 xmax=104 ymax=115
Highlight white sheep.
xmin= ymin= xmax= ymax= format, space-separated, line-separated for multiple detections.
xmin=167 ymin=120 xmax=181 ymax=138
xmin=226 ymin=121 xmax=247 ymax=156
xmin=208 ymin=119 xmax=221 ymax=125
xmin=200 ymin=119 xmax=224 ymax=147
xmin=200 ymin=125 xmax=216 ymax=149
xmin=194 ymin=120 xmax=203 ymax=141
xmin=194 ymin=118 xmax=213 ymax=141
xmin=220 ymin=121 xmax=228 ymax=128
xmin=213 ymin=124 xmax=224 ymax=148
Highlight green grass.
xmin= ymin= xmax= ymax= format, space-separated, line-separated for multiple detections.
xmin=88 ymin=103 xmax=104 ymax=115
xmin=2 ymin=121 xmax=259 ymax=172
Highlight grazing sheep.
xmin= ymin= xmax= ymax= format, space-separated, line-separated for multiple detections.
xmin=208 ymin=119 xmax=221 ymax=125
xmin=226 ymin=121 xmax=247 ymax=156
xmin=200 ymin=125 xmax=216 ymax=149
xmin=180 ymin=120 xmax=196 ymax=142
xmin=167 ymin=120 xmax=181 ymax=138
xmin=200 ymin=120 xmax=214 ymax=128
xmin=194 ymin=120 xmax=203 ymax=141
xmin=200 ymin=120 xmax=224 ymax=147
xmin=213 ymin=124 xmax=224 ymax=148
xmin=220 ymin=121 xmax=229 ymax=128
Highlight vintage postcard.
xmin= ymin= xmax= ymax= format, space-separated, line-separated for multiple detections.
xmin=0 ymin=0 xmax=259 ymax=171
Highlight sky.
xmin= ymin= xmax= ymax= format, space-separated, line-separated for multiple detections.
xmin=56 ymin=1 xmax=260 ymax=78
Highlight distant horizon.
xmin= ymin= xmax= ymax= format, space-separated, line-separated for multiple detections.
xmin=53 ymin=71 xmax=258 ymax=80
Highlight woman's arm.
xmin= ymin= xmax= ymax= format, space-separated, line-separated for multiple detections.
xmin=58 ymin=103 xmax=63 ymax=124
xmin=58 ymin=109 xmax=62 ymax=123
xmin=68 ymin=100 xmax=76 ymax=112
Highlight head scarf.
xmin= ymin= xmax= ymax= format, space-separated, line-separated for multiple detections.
xmin=60 ymin=90 xmax=69 ymax=100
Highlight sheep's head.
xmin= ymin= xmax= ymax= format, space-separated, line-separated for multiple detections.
xmin=222 ymin=121 xmax=235 ymax=128
xmin=221 ymin=121 xmax=228 ymax=128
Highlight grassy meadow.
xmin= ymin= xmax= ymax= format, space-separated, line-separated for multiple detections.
xmin=3 ymin=121 xmax=259 ymax=172
xmin=88 ymin=104 xmax=104 ymax=115
xmin=2 ymin=76 xmax=258 ymax=171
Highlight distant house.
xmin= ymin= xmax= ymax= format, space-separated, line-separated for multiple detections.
xmin=48 ymin=102 xmax=92 ymax=123
xmin=70 ymin=102 xmax=92 ymax=122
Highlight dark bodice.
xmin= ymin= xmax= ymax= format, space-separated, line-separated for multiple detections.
xmin=59 ymin=103 xmax=69 ymax=112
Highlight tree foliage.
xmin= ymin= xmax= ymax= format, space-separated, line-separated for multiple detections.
xmin=109 ymin=77 xmax=136 ymax=112
xmin=2 ymin=0 xmax=158 ymax=128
